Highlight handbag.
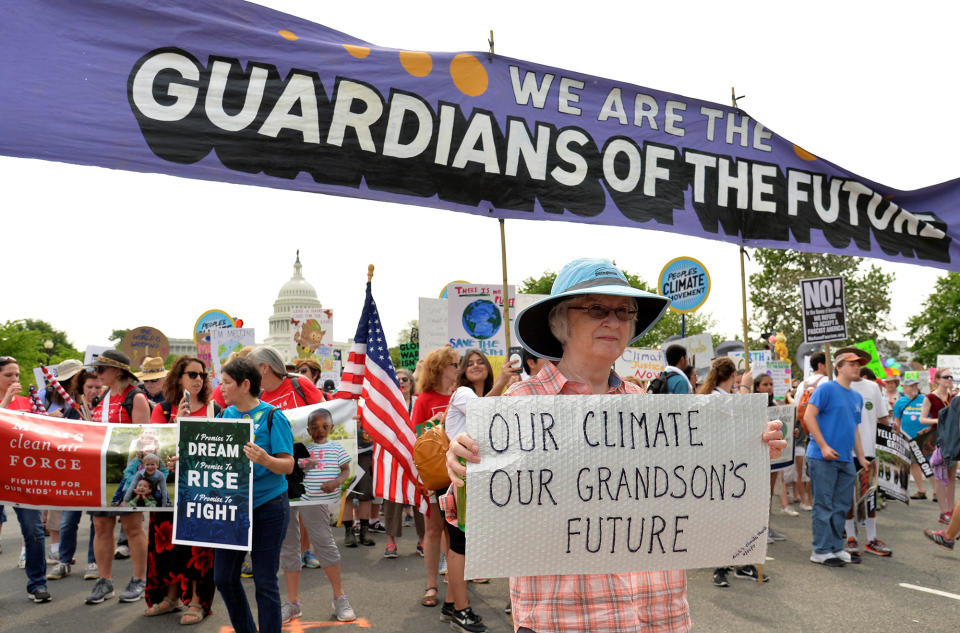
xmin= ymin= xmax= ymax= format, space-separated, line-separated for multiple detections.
xmin=413 ymin=419 xmax=452 ymax=491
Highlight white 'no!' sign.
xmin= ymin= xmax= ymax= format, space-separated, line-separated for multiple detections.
xmin=463 ymin=394 xmax=770 ymax=579
xmin=799 ymin=275 xmax=847 ymax=343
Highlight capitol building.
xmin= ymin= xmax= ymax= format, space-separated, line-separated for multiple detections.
xmin=264 ymin=252 xmax=350 ymax=362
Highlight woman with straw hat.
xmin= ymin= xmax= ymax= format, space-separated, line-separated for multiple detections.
xmin=445 ymin=257 xmax=787 ymax=633
xmin=85 ymin=349 xmax=151 ymax=607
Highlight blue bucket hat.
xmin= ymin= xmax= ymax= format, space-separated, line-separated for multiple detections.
xmin=514 ymin=258 xmax=671 ymax=361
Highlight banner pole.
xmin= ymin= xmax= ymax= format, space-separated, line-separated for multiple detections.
xmin=500 ymin=218 xmax=511 ymax=353
xmin=731 ymin=87 xmax=751 ymax=374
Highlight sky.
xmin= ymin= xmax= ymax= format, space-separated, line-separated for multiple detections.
xmin=2 ymin=1 xmax=955 ymax=354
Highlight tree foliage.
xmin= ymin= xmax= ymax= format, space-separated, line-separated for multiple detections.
xmin=0 ymin=320 xmax=83 ymax=393
xmin=905 ymin=272 xmax=960 ymax=366
xmin=518 ymin=268 xmax=717 ymax=348
xmin=109 ymin=328 xmax=130 ymax=348
xmin=748 ymin=249 xmax=894 ymax=371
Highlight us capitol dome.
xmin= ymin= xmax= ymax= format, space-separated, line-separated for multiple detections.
xmin=263 ymin=251 xmax=323 ymax=359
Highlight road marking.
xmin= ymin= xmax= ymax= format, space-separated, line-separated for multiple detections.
xmin=899 ymin=583 xmax=960 ymax=601
xmin=219 ymin=618 xmax=371 ymax=632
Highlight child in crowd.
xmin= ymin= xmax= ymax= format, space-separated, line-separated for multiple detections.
xmin=121 ymin=454 xmax=170 ymax=507
xmin=127 ymin=479 xmax=158 ymax=508
xmin=278 ymin=408 xmax=356 ymax=624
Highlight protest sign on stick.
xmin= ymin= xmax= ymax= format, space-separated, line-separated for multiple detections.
xmin=173 ymin=419 xmax=253 ymax=550
xmin=875 ymin=424 xmax=911 ymax=503
xmin=614 ymin=348 xmax=664 ymax=381
xmin=463 ymin=394 xmax=770 ymax=579
xmin=768 ymin=405 xmax=796 ymax=470
xmin=799 ymin=276 xmax=847 ymax=343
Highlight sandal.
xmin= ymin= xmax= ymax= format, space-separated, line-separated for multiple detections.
xmin=180 ymin=605 xmax=206 ymax=626
xmin=144 ymin=597 xmax=183 ymax=617
xmin=421 ymin=586 xmax=439 ymax=607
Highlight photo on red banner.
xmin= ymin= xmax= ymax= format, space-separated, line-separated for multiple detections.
xmin=0 ymin=410 xmax=108 ymax=508
xmin=104 ymin=424 xmax=178 ymax=508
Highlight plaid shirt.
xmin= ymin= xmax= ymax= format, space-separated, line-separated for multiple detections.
xmin=504 ymin=361 xmax=691 ymax=633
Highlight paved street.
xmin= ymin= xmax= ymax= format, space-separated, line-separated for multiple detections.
xmin=0 ymin=493 xmax=957 ymax=633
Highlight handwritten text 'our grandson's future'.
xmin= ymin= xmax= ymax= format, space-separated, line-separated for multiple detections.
xmin=482 ymin=403 xmax=749 ymax=557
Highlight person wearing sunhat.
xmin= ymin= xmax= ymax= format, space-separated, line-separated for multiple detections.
xmin=42 ymin=359 xmax=86 ymax=419
xmin=445 ymin=257 xmax=787 ymax=633
xmin=136 ymin=357 xmax=169 ymax=407
xmin=893 ymin=373 xmax=930 ymax=501
xmin=85 ymin=349 xmax=152 ymax=606
xmin=803 ymin=347 xmax=870 ymax=567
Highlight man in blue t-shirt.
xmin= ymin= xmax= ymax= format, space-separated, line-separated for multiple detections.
xmin=803 ymin=350 xmax=870 ymax=567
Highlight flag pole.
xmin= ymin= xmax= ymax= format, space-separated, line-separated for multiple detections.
xmin=367 ymin=264 xmax=374 ymax=283
xmin=732 ymin=86 xmax=764 ymax=585
xmin=731 ymin=87 xmax=751 ymax=374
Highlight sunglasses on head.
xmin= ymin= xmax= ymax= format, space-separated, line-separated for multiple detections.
xmin=183 ymin=371 xmax=205 ymax=380
xmin=568 ymin=304 xmax=638 ymax=321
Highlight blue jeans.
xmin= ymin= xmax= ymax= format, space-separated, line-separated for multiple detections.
xmin=14 ymin=508 xmax=47 ymax=593
xmin=214 ymin=493 xmax=289 ymax=633
xmin=809 ymin=458 xmax=856 ymax=555
xmin=59 ymin=511 xmax=96 ymax=565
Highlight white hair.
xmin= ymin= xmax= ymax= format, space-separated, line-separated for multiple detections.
xmin=248 ymin=345 xmax=287 ymax=378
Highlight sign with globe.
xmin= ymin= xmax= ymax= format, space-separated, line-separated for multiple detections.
xmin=447 ymin=283 xmax=515 ymax=357
xmin=462 ymin=299 xmax=503 ymax=340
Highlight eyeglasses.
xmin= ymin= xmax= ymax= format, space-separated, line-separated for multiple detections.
xmin=942 ymin=376 xmax=954 ymax=381
xmin=568 ymin=305 xmax=638 ymax=321
xmin=398 ymin=376 xmax=411 ymax=383
xmin=144 ymin=378 xmax=161 ymax=384
xmin=94 ymin=366 xmax=109 ymax=374
xmin=297 ymin=367 xmax=313 ymax=375
xmin=183 ymin=371 xmax=205 ymax=380
xmin=448 ymin=362 xmax=459 ymax=368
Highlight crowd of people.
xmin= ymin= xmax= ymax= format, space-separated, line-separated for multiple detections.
xmin=0 ymin=255 xmax=956 ymax=633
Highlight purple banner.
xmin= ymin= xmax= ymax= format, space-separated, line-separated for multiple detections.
xmin=1 ymin=1 xmax=957 ymax=269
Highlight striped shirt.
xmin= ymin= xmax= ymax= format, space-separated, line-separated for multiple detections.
xmin=505 ymin=361 xmax=691 ymax=633
xmin=302 ymin=440 xmax=350 ymax=504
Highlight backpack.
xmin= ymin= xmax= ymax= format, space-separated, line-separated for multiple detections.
xmin=413 ymin=418 xmax=451 ymax=491
xmin=937 ymin=398 xmax=960 ymax=461
xmin=646 ymin=372 xmax=671 ymax=394
xmin=796 ymin=376 xmax=825 ymax=434
xmin=261 ymin=407 xmax=308 ymax=499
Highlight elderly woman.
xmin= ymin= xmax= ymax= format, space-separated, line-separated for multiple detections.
xmin=446 ymin=258 xmax=786 ymax=633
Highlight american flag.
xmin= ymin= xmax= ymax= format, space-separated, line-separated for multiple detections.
xmin=334 ymin=281 xmax=428 ymax=514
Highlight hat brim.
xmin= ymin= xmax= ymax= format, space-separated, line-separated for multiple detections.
xmin=137 ymin=370 xmax=169 ymax=381
xmin=56 ymin=367 xmax=85 ymax=382
xmin=834 ymin=346 xmax=871 ymax=365
xmin=514 ymin=285 xmax=671 ymax=361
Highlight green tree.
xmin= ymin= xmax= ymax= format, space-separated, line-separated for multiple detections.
xmin=109 ymin=328 xmax=130 ymax=349
xmin=905 ymin=272 xmax=960 ymax=366
xmin=748 ymin=249 xmax=894 ymax=372
xmin=518 ymin=269 xmax=718 ymax=348
xmin=0 ymin=320 xmax=83 ymax=393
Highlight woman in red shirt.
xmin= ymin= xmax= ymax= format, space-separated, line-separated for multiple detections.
xmin=922 ymin=368 xmax=955 ymax=522
xmin=145 ymin=356 xmax=218 ymax=624
xmin=0 ymin=355 xmax=32 ymax=411
xmin=86 ymin=350 xmax=151 ymax=606
xmin=411 ymin=346 xmax=460 ymax=609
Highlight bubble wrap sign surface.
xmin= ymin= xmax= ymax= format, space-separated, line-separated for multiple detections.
xmin=464 ymin=394 xmax=770 ymax=579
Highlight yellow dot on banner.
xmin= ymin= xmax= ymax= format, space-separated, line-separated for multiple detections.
xmin=278 ymin=30 xmax=298 ymax=41
xmin=450 ymin=53 xmax=488 ymax=97
xmin=793 ymin=145 xmax=817 ymax=161
xmin=399 ymin=51 xmax=433 ymax=77
xmin=344 ymin=44 xmax=371 ymax=59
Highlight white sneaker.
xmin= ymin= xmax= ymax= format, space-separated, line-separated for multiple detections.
xmin=834 ymin=550 xmax=852 ymax=563
xmin=779 ymin=505 xmax=799 ymax=517
xmin=799 ymin=504 xmax=813 ymax=512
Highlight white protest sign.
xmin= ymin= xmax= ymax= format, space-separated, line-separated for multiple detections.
xmin=210 ymin=327 xmax=256 ymax=380
xmin=752 ymin=360 xmax=792 ymax=402
xmin=615 ymin=348 xmax=664 ymax=380
xmin=84 ymin=345 xmax=111 ymax=367
xmin=664 ymin=333 xmax=714 ymax=370
xmin=447 ymin=283 xmax=515 ymax=358
xmin=418 ymin=297 xmax=448 ymax=361
xmin=800 ymin=276 xmax=847 ymax=343
xmin=729 ymin=349 xmax=772 ymax=370
xmin=768 ymin=405 xmax=796 ymax=470
xmin=464 ymin=394 xmax=769 ymax=579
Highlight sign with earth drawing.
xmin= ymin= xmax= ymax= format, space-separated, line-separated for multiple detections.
xmin=447 ymin=283 xmax=515 ymax=358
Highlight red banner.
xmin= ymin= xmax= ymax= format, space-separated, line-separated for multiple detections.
xmin=1 ymin=409 xmax=107 ymax=507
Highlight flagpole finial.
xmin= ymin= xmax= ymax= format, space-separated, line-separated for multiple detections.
xmin=367 ymin=264 xmax=375 ymax=282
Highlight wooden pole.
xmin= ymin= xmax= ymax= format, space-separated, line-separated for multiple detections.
xmin=500 ymin=219 xmax=511 ymax=352
xmin=731 ymin=87 xmax=751 ymax=373
xmin=824 ymin=342 xmax=833 ymax=379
